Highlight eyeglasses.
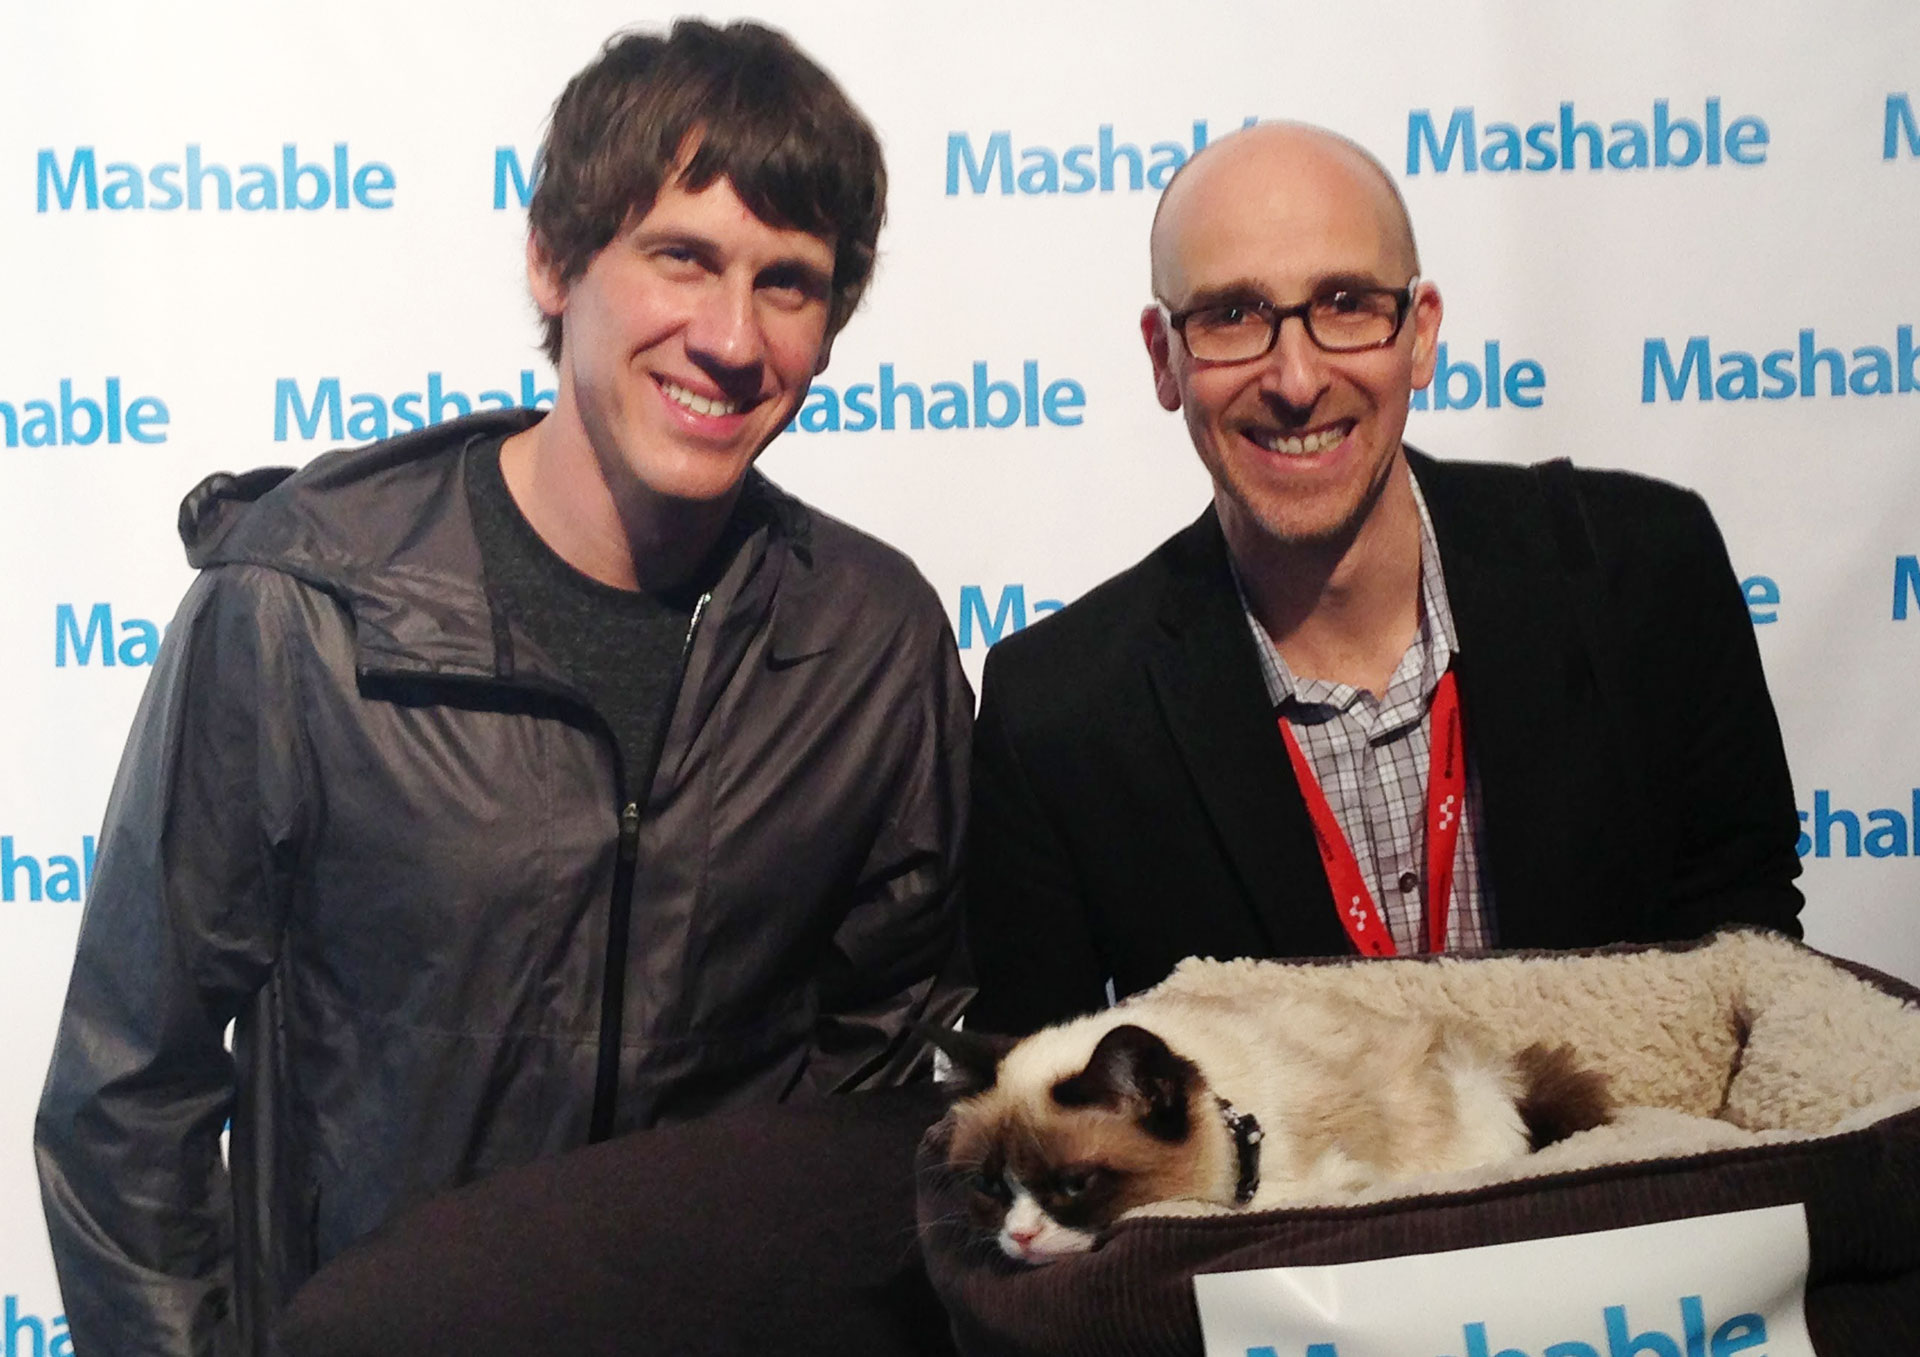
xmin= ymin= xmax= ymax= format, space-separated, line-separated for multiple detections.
xmin=1161 ymin=279 xmax=1419 ymax=363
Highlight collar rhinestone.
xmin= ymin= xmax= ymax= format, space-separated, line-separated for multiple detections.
xmin=1215 ymin=1096 xmax=1263 ymax=1205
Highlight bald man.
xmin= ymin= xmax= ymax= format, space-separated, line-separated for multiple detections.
xmin=965 ymin=123 xmax=1803 ymax=1036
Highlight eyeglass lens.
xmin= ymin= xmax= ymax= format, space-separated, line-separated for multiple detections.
xmin=1183 ymin=291 xmax=1404 ymax=360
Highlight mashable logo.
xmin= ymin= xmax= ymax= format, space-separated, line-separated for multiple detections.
xmin=1256 ymin=1296 xmax=1768 ymax=1357
xmin=1895 ymin=556 xmax=1920 ymax=620
xmin=1742 ymin=575 xmax=1780 ymax=626
xmin=0 ymin=1297 xmax=69 ymax=1356
xmin=1797 ymin=790 xmax=1920 ymax=859
xmin=494 ymin=146 xmax=540 ymax=209
xmin=1409 ymin=342 xmax=1545 ymax=411
xmin=787 ymin=361 xmax=1083 ymax=434
xmin=955 ymin=585 xmax=1063 ymax=651
xmin=1642 ymin=327 xmax=1920 ymax=402
xmin=38 ymin=145 xmax=393 ymax=213
xmin=1407 ymin=99 xmax=1767 ymax=175
xmin=1 ymin=379 xmax=168 ymax=447
xmin=946 ymin=118 xmax=1256 ymax=196
xmin=56 ymin=603 xmax=164 ymax=669
xmin=1887 ymin=94 xmax=1920 ymax=159
xmin=274 ymin=371 xmax=555 ymax=443
xmin=1 ymin=837 xmax=95 ymax=905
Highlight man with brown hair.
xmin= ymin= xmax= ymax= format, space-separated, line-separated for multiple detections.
xmin=36 ymin=21 xmax=969 ymax=1355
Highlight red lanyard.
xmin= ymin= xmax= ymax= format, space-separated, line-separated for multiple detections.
xmin=1275 ymin=669 xmax=1465 ymax=956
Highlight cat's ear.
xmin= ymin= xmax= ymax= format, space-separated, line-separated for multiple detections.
xmin=916 ymin=1023 xmax=1017 ymax=1095
xmin=1050 ymin=1024 xmax=1198 ymax=1142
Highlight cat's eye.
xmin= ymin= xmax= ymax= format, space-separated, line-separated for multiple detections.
xmin=1052 ymin=1170 xmax=1094 ymax=1199
xmin=969 ymin=1170 xmax=1012 ymax=1205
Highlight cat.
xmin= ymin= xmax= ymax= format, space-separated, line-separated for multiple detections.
xmin=931 ymin=976 xmax=1611 ymax=1264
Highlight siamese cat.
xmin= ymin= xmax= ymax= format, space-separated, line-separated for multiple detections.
xmin=933 ymin=979 xmax=1610 ymax=1264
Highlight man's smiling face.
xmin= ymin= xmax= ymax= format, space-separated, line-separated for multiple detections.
xmin=1143 ymin=126 xmax=1441 ymax=551
xmin=532 ymin=172 xmax=836 ymax=509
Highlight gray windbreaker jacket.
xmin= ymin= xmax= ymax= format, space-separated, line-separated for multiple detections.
xmin=35 ymin=410 xmax=972 ymax=1357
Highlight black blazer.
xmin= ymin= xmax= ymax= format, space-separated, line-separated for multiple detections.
xmin=966 ymin=451 xmax=1804 ymax=1035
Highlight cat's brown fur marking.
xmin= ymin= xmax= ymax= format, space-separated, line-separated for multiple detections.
xmin=1514 ymin=1042 xmax=1614 ymax=1149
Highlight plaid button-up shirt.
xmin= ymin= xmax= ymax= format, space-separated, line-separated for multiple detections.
xmin=1236 ymin=479 xmax=1493 ymax=954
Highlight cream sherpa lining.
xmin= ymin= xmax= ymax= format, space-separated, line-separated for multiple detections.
xmin=1124 ymin=929 xmax=1920 ymax=1218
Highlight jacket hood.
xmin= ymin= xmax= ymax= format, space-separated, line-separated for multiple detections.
xmin=179 ymin=409 xmax=544 ymax=680
xmin=181 ymin=409 xmax=545 ymax=573
xmin=174 ymin=409 xmax=817 ymax=687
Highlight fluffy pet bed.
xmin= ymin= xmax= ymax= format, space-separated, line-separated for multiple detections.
xmin=918 ymin=929 xmax=1920 ymax=1354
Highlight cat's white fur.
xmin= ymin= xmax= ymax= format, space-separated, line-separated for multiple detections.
xmin=998 ymin=1186 xmax=1096 ymax=1259
xmin=944 ymin=965 xmax=1596 ymax=1263
xmin=998 ymin=989 xmax=1532 ymax=1209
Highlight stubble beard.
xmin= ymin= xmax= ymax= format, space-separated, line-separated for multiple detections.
xmin=1213 ymin=434 xmax=1402 ymax=567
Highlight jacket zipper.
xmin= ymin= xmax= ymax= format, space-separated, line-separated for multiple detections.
xmin=587 ymin=592 xmax=710 ymax=1142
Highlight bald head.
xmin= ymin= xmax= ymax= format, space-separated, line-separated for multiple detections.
xmin=1137 ymin=119 xmax=1442 ymax=559
xmin=1149 ymin=122 xmax=1419 ymax=302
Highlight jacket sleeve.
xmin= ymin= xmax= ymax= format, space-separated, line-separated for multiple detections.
xmin=1637 ymin=488 xmax=1805 ymax=940
xmin=802 ymin=603 xmax=975 ymax=1093
xmin=36 ymin=567 xmax=300 ymax=1357
xmin=961 ymin=642 xmax=1113 ymax=1038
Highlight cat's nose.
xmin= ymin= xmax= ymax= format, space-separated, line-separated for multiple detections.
xmin=1007 ymin=1225 xmax=1039 ymax=1247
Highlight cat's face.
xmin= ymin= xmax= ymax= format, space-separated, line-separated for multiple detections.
xmin=958 ymin=1135 xmax=1115 ymax=1261
xmin=939 ymin=1023 xmax=1223 ymax=1265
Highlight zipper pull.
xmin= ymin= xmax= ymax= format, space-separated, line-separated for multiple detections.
xmin=618 ymin=802 xmax=640 ymax=862
xmin=683 ymin=591 xmax=711 ymax=655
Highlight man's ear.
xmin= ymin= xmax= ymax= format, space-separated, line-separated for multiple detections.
xmin=1140 ymin=306 xmax=1182 ymax=412
xmin=813 ymin=333 xmax=836 ymax=376
xmin=526 ymin=232 xmax=567 ymax=319
xmin=1408 ymin=279 xmax=1444 ymax=391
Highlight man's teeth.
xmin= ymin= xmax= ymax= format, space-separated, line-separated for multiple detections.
xmin=660 ymin=378 xmax=743 ymax=417
xmin=1251 ymin=425 xmax=1349 ymax=456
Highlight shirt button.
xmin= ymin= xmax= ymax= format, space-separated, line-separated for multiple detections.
xmin=1397 ymin=872 xmax=1419 ymax=894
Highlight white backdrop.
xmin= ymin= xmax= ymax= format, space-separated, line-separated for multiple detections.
xmin=4 ymin=0 xmax=1918 ymax=1334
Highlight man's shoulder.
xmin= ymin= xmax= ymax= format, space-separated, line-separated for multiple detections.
xmin=1413 ymin=448 xmax=1717 ymax=556
xmin=182 ymin=409 xmax=537 ymax=577
xmin=753 ymin=480 xmax=960 ymax=675
xmin=764 ymin=481 xmax=942 ymax=614
xmin=1561 ymin=461 xmax=1714 ymax=533
xmin=986 ymin=509 xmax=1218 ymax=677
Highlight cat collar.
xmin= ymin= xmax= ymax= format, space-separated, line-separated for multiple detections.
xmin=1215 ymin=1097 xmax=1262 ymax=1204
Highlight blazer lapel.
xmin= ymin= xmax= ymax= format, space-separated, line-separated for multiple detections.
xmin=1413 ymin=453 xmax=1579 ymax=945
xmin=1142 ymin=511 xmax=1351 ymax=957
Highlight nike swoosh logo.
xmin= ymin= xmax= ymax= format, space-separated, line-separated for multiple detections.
xmin=767 ymin=648 xmax=831 ymax=672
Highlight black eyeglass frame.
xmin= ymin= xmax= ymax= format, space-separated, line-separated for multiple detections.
xmin=1160 ymin=277 xmax=1422 ymax=361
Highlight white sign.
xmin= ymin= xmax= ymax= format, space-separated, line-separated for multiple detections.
xmin=1193 ymin=1203 xmax=1813 ymax=1357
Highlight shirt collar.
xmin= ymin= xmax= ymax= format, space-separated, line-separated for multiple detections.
xmin=1233 ymin=471 xmax=1458 ymax=718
